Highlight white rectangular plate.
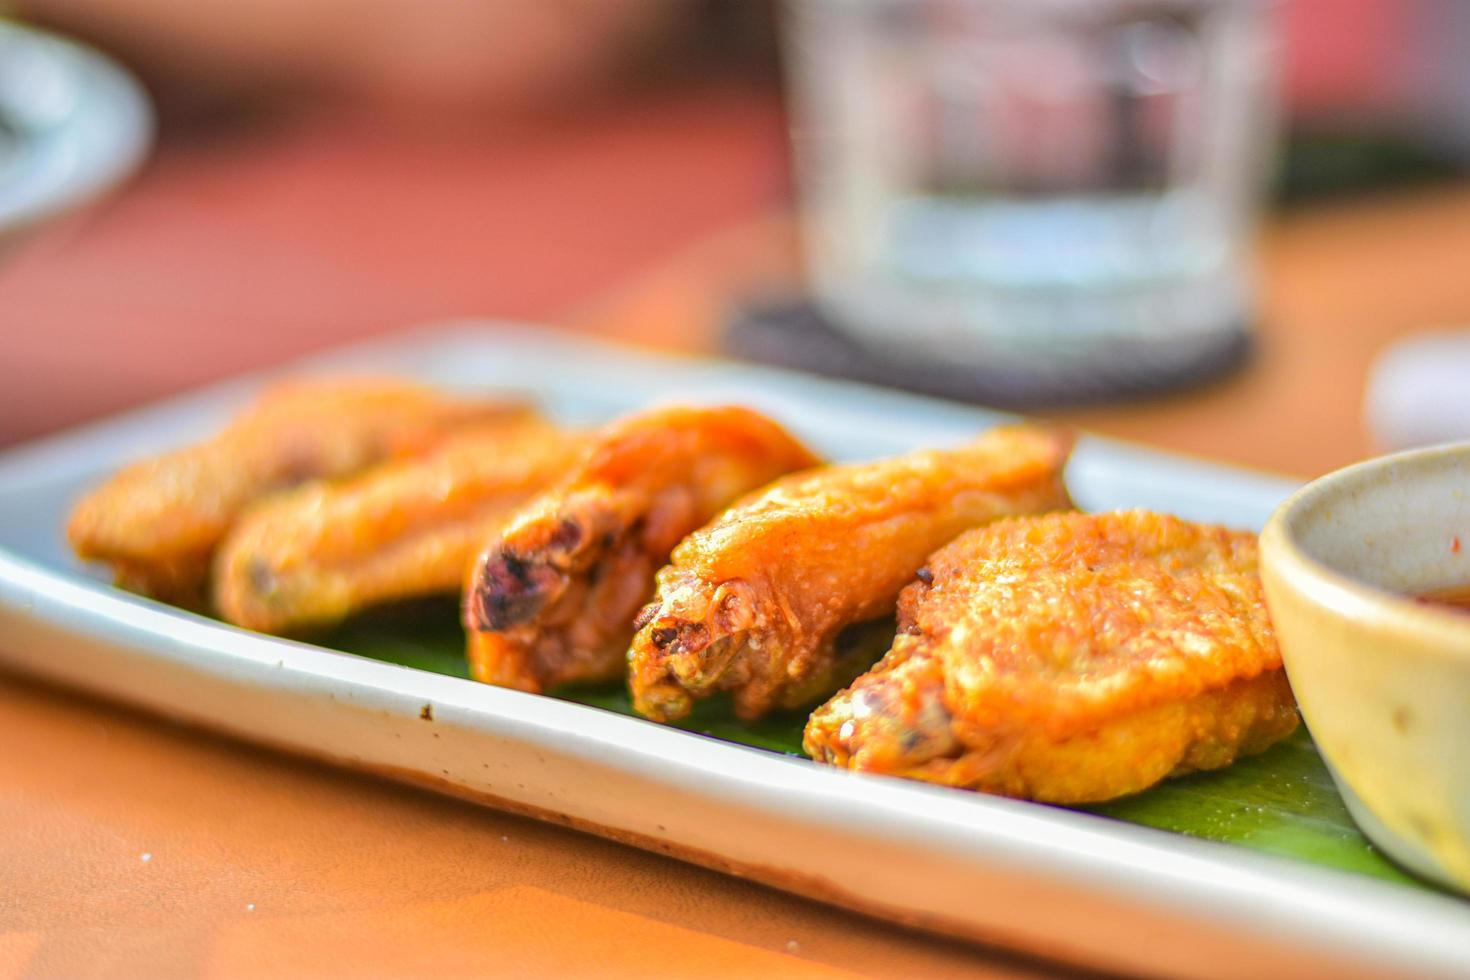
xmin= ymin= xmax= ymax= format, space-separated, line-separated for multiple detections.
xmin=1 ymin=323 xmax=1466 ymax=979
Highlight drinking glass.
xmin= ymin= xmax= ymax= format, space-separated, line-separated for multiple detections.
xmin=785 ymin=0 xmax=1278 ymax=397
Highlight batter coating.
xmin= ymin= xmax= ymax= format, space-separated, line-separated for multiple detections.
xmin=803 ymin=510 xmax=1299 ymax=803
xmin=464 ymin=405 xmax=819 ymax=693
xmin=629 ymin=425 xmax=1073 ymax=723
xmin=67 ymin=378 xmax=529 ymax=607
xmin=215 ymin=419 xmax=581 ymax=634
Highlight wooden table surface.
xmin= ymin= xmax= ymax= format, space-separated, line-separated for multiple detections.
xmin=4 ymin=82 xmax=1470 ymax=979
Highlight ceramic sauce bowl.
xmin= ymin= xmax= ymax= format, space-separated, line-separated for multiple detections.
xmin=1259 ymin=442 xmax=1470 ymax=891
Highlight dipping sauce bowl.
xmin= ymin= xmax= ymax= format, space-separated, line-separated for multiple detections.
xmin=1260 ymin=441 xmax=1470 ymax=892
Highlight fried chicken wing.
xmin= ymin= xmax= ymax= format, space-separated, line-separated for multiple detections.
xmin=804 ymin=510 xmax=1299 ymax=803
xmin=463 ymin=405 xmax=819 ymax=693
xmin=68 ymin=378 xmax=528 ymax=607
xmin=628 ymin=425 xmax=1074 ymax=723
xmin=214 ymin=419 xmax=581 ymax=633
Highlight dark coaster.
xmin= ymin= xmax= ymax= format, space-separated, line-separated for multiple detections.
xmin=723 ymin=296 xmax=1253 ymax=410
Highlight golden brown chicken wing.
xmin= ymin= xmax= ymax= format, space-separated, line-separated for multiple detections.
xmin=214 ymin=419 xmax=582 ymax=634
xmin=68 ymin=378 xmax=529 ymax=607
xmin=803 ymin=510 xmax=1299 ymax=803
xmin=463 ymin=405 xmax=819 ymax=693
xmin=628 ymin=425 xmax=1073 ymax=723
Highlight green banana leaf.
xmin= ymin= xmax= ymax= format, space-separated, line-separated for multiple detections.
xmin=323 ymin=599 xmax=1430 ymax=892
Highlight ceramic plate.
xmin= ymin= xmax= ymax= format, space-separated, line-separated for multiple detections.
xmin=1 ymin=323 xmax=1466 ymax=979
xmin=0 ymin=20 xmax=152 ymax=244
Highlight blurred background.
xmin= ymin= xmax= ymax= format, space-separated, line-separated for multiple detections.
xmin=4 ymin=0 xmax=1470 ymax=474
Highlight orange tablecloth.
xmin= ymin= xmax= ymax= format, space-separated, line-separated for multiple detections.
xmin=6 ymin=81 xmax=1470 ymax=978
xmin=0 ymin=677 xmax=1040 ymax=979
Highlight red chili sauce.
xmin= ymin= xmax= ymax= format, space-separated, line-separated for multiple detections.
xmin=1416 ymin=583 xmax=1470 ymax=614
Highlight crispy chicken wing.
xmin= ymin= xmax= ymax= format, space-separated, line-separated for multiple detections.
xmin=804 ymin=510 xmax=1299 ymax=803
xmin=628 ymin=425 xmax=1073 ymax=723
xmin=214 ymin=419 xmax=581 ymax=633
xmin=463 ymin=405 xmax=819 ymax=693
xmin=68 ymin=378 xmax=529 ymax=607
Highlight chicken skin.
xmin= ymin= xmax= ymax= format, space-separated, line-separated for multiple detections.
xmin=804 ymin=510 xmax=1299 ymax=804
xmin=629 ymin=425 xmax=1074 ymax=723
xmin=463 ymin=405 xmax=819 ymax=693
xmin=68 ymin=378 xmax=529 ymax=607
xmin=214 ymin=419 xmax=582 ymax=634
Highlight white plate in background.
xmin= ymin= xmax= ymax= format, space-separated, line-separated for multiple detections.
xmin=0 ymin=20 xmax=151 ymax=246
